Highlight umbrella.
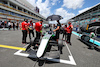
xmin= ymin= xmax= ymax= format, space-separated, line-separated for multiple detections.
xmin=46 ymin=15 xmax=63 ymax=21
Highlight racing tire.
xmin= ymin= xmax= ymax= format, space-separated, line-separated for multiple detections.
xmin=84 ymin=36 xmax=90 ymax=42
xmin=30 ymin=38 xmax=35 ymax=46
xmin=58 ymin=39 xmax=63 ymax=47
xmin=81 ymin=35 xmax=85 ymax=40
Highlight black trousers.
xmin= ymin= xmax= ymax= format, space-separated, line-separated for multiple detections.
xmin=22 ymin=30 xmax=27 ymax=43
xmin=8 ymin=25 xmax=11 ymax=30
xmin=62 ymin=31 xmax=67 ymax=41
xmin=16 ymin=26 xmax=18 ymax=30
xmin=13 ymin=26 xmax=15 ymax=30
xmin=56 ymin=31 xmax=60 ymax=39
xmin=67 ymin=33 xmax=72 ymax=43
xmin=36 ymin=31 xmax=41 ymax=39
xmin=25 ymin=31 xmax=40 ymax=51
xmin=29 ymin=30 xmax=34 ymax=39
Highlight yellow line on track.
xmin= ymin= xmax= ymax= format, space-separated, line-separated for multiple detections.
xmin=0 ymin=44 xmax=26 ymax=51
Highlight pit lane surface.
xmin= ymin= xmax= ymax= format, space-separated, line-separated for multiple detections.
xmin=0 ymin=30 xmax=100 ymax=67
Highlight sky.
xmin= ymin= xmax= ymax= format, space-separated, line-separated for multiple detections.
xmin=27 ymin=0 xmax=100 ymax=24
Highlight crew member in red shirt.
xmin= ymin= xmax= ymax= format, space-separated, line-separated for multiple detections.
xmin=25 ymin=20 xmax=43 ymax=51
xmin=66 ymin=22 xmax=73 ymax=45
xmin=28 ymin=19 xmax=34 ymax=39
xmin=21 ymin=19 xmax=29 ymax=44
xmin=35 ymin=20 xmax=43 ymax=39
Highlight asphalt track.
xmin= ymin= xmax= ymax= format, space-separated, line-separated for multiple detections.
xmin=0 ymin=29 xmax=100 ymax=67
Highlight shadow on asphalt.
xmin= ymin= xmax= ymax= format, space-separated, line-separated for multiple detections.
xmin=94 ymin=47 xmax=100 ymax=52
xmin=28 ymin=57 xmax=59 ymax=67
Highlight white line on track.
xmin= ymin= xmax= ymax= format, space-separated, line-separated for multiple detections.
xmin=65 ymin=42 xmax=76 ymax=65
xmin=14 ymin=42 xmax=76 ymax=65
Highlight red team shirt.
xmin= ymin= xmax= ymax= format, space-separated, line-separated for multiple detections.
xmin=35 ymin=22 xmax=42 ymax=32
xmin=21 ymin=21 xmax=28 ymax=30
xmin=28 ymin=22 xmax=33 ymax=26
xmin=65 ymin=24 xmax=73 ymax=33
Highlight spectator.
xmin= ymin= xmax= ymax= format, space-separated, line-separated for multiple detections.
xmin=16 ymin=22 xmax=19 ymax=30
xmin=13 ymin=22 xmax=15 ymax=30
xmin=0 ymin=21 xmax=2 ymax=28
xmin=11 ymin=22 xmax=13 ymax=28
xmin=4 ymin=21 xmax=7 ymax=28
xmin=8 ymin=21 xmax=11 ymax=30
xmin=19 ymin=22 xmax=22 ymax=30
xmin=1 ymin=21 xmax=5 ymax=30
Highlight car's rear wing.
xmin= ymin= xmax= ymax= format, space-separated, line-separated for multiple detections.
xmin=86 ymin=21 xmax=100 ymax=30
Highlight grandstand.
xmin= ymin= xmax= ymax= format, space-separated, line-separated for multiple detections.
xmin=0 ymin=0 xmax=46 ymax=23
xmin=70 ymin=3 xmax=100 ymax=30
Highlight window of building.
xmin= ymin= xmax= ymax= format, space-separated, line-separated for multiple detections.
xmin=92 ymin=7 xmax=98 ymax=11
xmin=10 ymin=3 xmax=16 ymax=9
xmin=33 ymin=14 xmax=35 ymax=16
xmin=10 ymin=12 xmax=15 ymax=15
xmin=18 ymin=7 xmax=22 ymax=11
xmin=31 ymin=13 xmax=33 ymax=15
xmin=4 ymin=10 xmax=9 ymax=14
xmin=0 ymin=8 xmax=3 ymax=13
xmin=28 ymin=12 xmax=31 ymax=15
xmin=98 ymin=5 xmax=100 ymax=9
xmin=30 ymin=13 xmax=32 ymax=15
xmin=0 ymin=1 xmax=2 ymax=3
xmin=24 ymin=10 xmax=27 ymax=13
xmin=2 ymin=1 xmax=7 ymax=5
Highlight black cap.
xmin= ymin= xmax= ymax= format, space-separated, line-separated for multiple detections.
xmin=40 ymin=19 xmax=43 ymax=22
xmin=24 ymin=19 xmax=28 ymax=21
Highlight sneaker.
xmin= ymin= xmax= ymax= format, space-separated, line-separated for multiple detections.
xmin=66 ymin=41 xmax=69 ymax=43
xmin=60 ymin=51 xmax=63 ymax=54
xmin=35 ymin=44 xmax=39 ymax=49
xmin=33 ymin=46 xmax=37 ymax=49
xmin=22 ymin=43 xmax=26 ymax=45
xmin=69 ymin=43 xmax=72 ymax=46
xmin=33 ymin=44 xmax=38 ymax=49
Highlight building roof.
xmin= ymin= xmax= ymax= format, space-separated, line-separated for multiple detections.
xmin=16 ymin=0 xmax=35 ymax=11
xmin=9 ymin=0 xmax=46 ymax=19
xmin=71 ymin=3 xmax=100 ymax=19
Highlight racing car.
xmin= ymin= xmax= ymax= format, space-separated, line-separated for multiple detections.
xmin=25 ymin=28 xmax=64 ymax=59
xmin=79 ymin=21 xmax=100 ymax=42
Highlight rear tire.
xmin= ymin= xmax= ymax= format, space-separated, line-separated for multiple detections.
xmin=84 ymin=36 xmax=90 ymax=42
xmin=58 ymin=39 xmax=63 ymax=54
xmin=81 ymin=35 xmax=85 ymax=40
xmin=30 ymin=38 xmax=35 ymax=46
xmin=58 ymin=39 xmax=63 ymax=46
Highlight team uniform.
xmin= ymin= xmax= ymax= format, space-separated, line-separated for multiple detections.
xmin=56 ymin=23 xmax=61 ymax=39
xmin=66 ymin=24 xmax=73 ymax=44
xmin=35 ymin=22 xmax=42 ymax=39
xmin=28 ymin=22 xmax=34 ymax=39
xmin=21 ymin=21 xmax=28 ymax=43
xmin=25 ymin=21 xmax=42 ymax=51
